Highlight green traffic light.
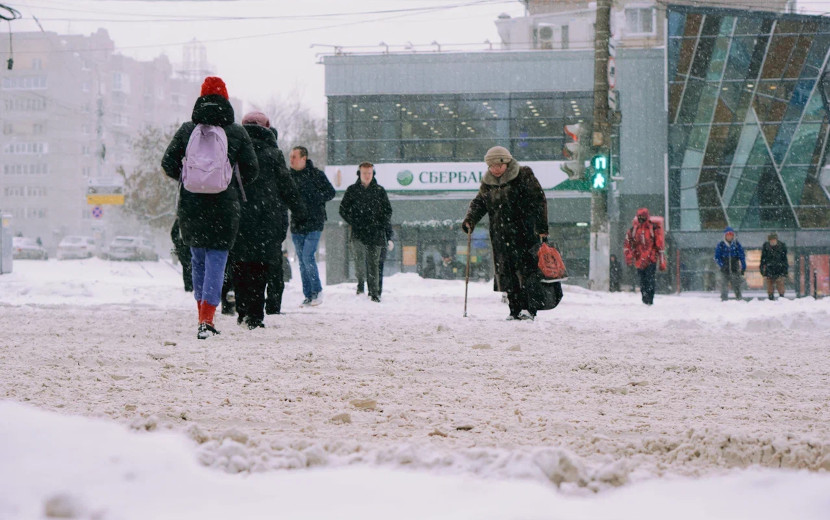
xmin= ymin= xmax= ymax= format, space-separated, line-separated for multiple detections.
xmin=591 ymin=154 xmax=608 ymax=172
xmin=592 ymin=172 xmax=607 ymax=190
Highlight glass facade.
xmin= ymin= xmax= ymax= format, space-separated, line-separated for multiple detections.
xmin=327 ymin=92 xmax=595 ymax=164
xmin=668 ymin=5 xmax=830 ymax=231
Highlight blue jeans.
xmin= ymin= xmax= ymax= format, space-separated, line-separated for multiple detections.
xmin=190 ymin=248 xmax=229 ymax=306
xmin=291 ymin=231 xmax=322 ymax=299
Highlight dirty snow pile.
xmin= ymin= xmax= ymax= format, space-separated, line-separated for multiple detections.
xmin=1 ymin=258 xmax=830 ymax=518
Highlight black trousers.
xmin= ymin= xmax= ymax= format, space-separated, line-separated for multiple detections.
xmin=637 ymin=263 xmax=656 ymax=305
xmin=232 ymin=261 xmax=269 ymax=322
xmin=265 ymin=256 xmax=285 ymax=314
xmin=176 ymin=249 xmax=193 ymax=292
xmin=505 ymin=272 xmax=537 ymax=317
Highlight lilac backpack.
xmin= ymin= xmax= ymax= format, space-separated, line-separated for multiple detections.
xmin=181 ymin=124 xmax=245 ymax=199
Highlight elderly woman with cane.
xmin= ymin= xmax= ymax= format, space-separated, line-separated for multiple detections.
xmin=462 ymin=146 xmax=548 ymax=320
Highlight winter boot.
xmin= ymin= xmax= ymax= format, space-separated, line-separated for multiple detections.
xmin=768 ymin=294 xmax=775 ymax=301
xmin=197 ymin=302 xmax=220 ymax=339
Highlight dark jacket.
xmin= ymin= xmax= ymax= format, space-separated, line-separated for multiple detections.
xmin=714 ymin=227 xmax=746 ymax=274
xmin=231 ymin=124 xmax=307 ymax=262
xmin=289 ymin=159 xmax=335 ymax=234
xmin=161 ymin=95 xmax=259 ymax=250
xmin=464 ymin=161 xmax=548 ymax=292
xmin=338 ymin=173 xmax=393 ymax=247
xmin=760 ymin=241 xmax=788 ymax=278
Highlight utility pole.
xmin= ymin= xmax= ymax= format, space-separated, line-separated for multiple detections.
xmin=589 ymin=0 xmax=612 ymax=291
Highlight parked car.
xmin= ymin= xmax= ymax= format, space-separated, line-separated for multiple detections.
xmin=12 ymin=237 xmax=48 ymax=260
xmin=106 ymin=236 xmax=159 ymax=261
xmin=57 ymin=235 xmax=96 ymax=260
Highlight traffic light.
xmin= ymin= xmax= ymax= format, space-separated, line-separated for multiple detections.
xmin=560 ymin=123 xmax=588 ymax=180
xmin=589 ymin=153 xmax=609 ymax=191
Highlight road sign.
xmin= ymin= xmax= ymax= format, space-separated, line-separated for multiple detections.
xmin=87 ymin=194 xmax=125 ymax=205
xmin=92 ymin=206 xmax=103 ymax=219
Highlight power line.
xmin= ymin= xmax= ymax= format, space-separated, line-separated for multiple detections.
xmin=8 ymin=0 xmax=514 ymax=55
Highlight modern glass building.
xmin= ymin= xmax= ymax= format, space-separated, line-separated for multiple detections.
xmin=328 ymin=91 xmax=596 ymax=165
xmin=668 ymin=4 xmax=830 ymax=232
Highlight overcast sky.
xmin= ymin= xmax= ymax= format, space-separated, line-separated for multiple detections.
xmin=12 ymin=0 xmax=528 ymax=115
xmin=12 ymin=1 xmax=830 ymax=115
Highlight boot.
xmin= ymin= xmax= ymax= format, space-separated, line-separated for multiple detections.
xmin=197 ymin=323 xmax=219 ymax=340
xmin=768 ymin=294 xmax=775 ymax=301
xmin=196 ymin=302 xmax=220 ymax=339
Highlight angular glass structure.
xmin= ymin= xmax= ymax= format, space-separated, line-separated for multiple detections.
xmin=668 ymin=5 xmax=830 ymax=231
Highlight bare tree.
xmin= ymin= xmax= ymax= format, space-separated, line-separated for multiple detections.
xmin=255 ymin=91 xmax=327 ymax=166
xmin=117 ymin=125 xmax=179 ymax=232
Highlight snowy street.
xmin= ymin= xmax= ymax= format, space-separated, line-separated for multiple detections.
xmin=2 ymin=258 xmax=830 ymax=517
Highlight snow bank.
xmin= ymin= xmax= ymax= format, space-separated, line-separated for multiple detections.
xmin=2 ymin=402 xmax=829 ymax=520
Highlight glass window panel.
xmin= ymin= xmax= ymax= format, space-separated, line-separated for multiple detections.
xmin=677 ymin=79 xmax=704 ymax=124
xmin=701 ymin=15 xmax=723 ymax=37
xmin=694 ymin=83 xmax=720 ymax=124
xmin=697 ymin=182 xmax=728 ymax=230
xmin=723 ymin=37 xmax=756 ymax=80
xmin=690 ymin=37 xmax=716 ymax=78
xmin=802 ymin=89 xmax=827 ymax=122
xmin=712 ymin=97 xmax=735 ymax=124
xmin=761 ymin=35 xmax=797 ymax=79
xmin=669 ymin=125 xmax=692 ymax=167
xmin=668 ymin=11 xmax=686 ymax=39
xmin=401 ymin=140 xmax=453 ymax=162
xmin=455 ymin=139 xmax=493 ymax=161
xmin=734 ymin=16 xmax=764 ymax=36
xmin=669 ymin=83 xmax=685 ymax=122
xmin=784 ymin=123 xmax=821 ymax=167
xmin=802 ymin=34 xmax=830 ymax=75
xmin=677 ymin=37 xmax=698 ymax=77
xmin=512 ymin=138 xmax=564 ymax=161
xmin=706 ymin=36 xmax=731 ymax=81
xmin=684 ymin=13 xmax=703 ymax=38
xmin=783 ymin=34 xmax=812 ymax=79
xmin=772 ymin=122 xmax=799 ymax=164
xmin=746 ymin=34 xmax=771 ymax=81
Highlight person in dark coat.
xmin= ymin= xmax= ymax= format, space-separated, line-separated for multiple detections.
xmin=161 ymin=76 xmax=258 ymax=339
xmin=170 ymin=218 xmax=192 ymax=292
xmin=462 ymin=146 xmax=548 ymax=320
xmin=609 ymin=254 xmax=622 ymax=292
xmin=289 ymin=146 xmax=335 ymax=307
xmin=264 ymin=127 xmax=293 ymax=315
xmin=714 ymin=226 xmax=746 ymax=301
xmin=760 ymin=232 xmax=788 ymax=300
xmin=339 ymin=162 xmax=393 ymax=302
xmin=231 ymin=111 xmax=307 ymax=328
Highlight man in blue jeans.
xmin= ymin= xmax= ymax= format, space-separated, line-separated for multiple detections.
xmin=289 ymin=146 xmax=335 ymax=306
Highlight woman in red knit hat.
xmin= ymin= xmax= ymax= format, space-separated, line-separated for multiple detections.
xmin=161 ymin=77 xmax=259 ymax=339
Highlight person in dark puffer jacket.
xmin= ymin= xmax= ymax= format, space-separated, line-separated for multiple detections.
xmin=161 ymin=76 xmax=258 ymax=339
xmin=338 ymin=162 xmax=392 ymax=302
xmin=760 ymin=232 xmax=788 ymax=300
xmin=231 ymin=111 xmax=307 ymax=328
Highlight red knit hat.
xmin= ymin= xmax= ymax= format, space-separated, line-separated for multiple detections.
xmin=200 ymin=76 xmax=228 ymax=100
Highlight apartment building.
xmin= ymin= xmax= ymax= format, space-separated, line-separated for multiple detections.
xmin=0 ymin=29 xmax=203 ymax=249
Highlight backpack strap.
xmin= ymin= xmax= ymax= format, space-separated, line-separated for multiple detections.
xmin=234 ymin=163 xmax=247 ymax=203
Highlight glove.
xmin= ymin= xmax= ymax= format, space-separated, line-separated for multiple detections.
xmin=387 ymin=240 xmax=394 ymax=252
xmin=461 ymin=220 xmax=473 ymax=234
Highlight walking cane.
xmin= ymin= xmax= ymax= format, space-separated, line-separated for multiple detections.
xmin=463 ymin=229 xmax=472 ymax=317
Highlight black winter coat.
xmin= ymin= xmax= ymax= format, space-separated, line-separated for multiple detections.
xmin=289 ymin=159 xmax=335 ymax=234
xmin=464 ymin=162 xmax=548 ymax=292
xmin=161 ymin=95 xmax=259 ymax=250
xmin=231 ymin=125 xmax=307 ymax=262
xmin=760 ymin=241 xmax=788 ymax=278
xmin=338 ymin=174 xmax=393 ymax=247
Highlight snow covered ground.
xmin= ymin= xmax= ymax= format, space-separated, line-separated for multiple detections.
xmin=1 ymin=257 xmax=829 ymax=518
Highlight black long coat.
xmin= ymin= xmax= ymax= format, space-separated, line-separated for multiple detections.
xmin=231 ymin=124 xmax=307 ymax=262
xmin=338 ymin=174 xmax=393 ymax=247
xmin=289 ymin=159 xmax=335 ymax=235
xmin=760 ymin=241 xmax=789 ymax=278
xmin=464 ymin=163 xmax=548 ymax=292
xmin=161 ymin=95 xmax=259 ymax=250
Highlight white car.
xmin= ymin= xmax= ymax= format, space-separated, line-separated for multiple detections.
xmin=57 ymin=235 xmax=96 ymax=260
xmin=12 ymin=237 xmax=48 ymax=260
xmin=106 ymin=236 xmax=159 ymax=261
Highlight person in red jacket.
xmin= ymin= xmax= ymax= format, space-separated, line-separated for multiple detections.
xmin=624 ymin=208 xmax=664 ymax=305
